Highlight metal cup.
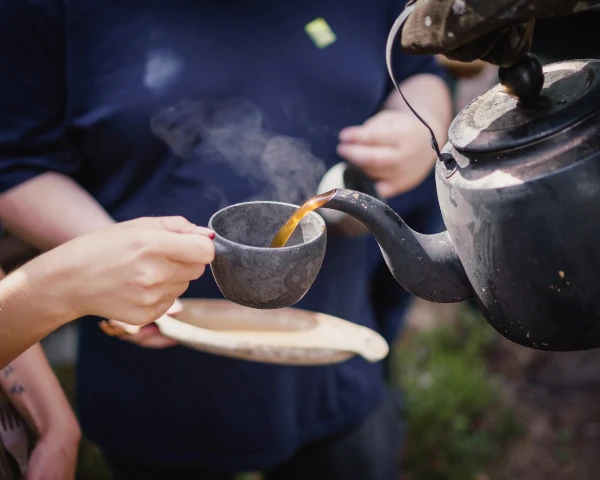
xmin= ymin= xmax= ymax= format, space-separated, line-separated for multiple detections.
xmin=208 ymin=201 xmax=327 ymax=309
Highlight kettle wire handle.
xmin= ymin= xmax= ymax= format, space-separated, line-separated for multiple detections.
xmin=385 ymin=1 xmax=444 ymax=160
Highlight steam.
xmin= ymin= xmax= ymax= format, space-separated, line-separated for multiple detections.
xmin=150 ymin=98 xmax=327 ymax=205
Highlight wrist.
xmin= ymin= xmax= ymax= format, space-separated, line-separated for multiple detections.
xmin=37 ymin=404 xmax=81 ymax=443
xmin=43 ymin=420 xmax=82 ymax=446
xmin=18 ymin=250 xmax=83 ymax=326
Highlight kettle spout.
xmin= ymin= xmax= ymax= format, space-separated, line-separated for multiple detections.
xmin=325 ymin=189 xmax=472 ymax=303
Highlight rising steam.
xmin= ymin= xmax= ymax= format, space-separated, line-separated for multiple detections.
xmin=150 ymin=98 xmax=327 ymax=206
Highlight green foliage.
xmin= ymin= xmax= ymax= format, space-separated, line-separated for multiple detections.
xmin=392 ymin=306 xmax=523 ymax=480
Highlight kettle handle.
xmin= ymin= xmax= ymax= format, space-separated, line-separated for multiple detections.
xmin=385 ymin=2 xmax=444 ymax=160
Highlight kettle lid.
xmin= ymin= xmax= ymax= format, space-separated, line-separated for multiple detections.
xmin=449 ymin=59 xmax=600 ymax=154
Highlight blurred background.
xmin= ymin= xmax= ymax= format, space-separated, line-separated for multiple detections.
xmin=2 ymin=7 xmax=600 ymax=479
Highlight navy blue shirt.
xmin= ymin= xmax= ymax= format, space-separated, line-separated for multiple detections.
xmin=0 ymin=0 xmax=444 ymax=471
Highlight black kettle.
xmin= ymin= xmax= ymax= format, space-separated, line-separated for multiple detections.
xmin=320 ymin=25 xmax=600 ymax=351
xmin=208 ymin=9 xmax=600 ymax=353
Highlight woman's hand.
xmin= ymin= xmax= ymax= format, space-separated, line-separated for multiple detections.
xmin=0 ymin=215 xmax=215 ymax=364
xmin=21 ymin=216 xmax=215 ymax=329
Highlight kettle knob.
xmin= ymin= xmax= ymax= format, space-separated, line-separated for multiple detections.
xmin=498 ymin=53 xmax=544 ymax=105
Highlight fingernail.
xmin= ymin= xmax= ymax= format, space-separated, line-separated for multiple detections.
xmin=193 ymin=226 xmax=216 ymax=238
xmin=339 ymin=127 xmax=358 ymax=142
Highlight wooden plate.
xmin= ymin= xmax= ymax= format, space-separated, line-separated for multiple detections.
xmin=152 ymin=299 xmax=389 ymax=366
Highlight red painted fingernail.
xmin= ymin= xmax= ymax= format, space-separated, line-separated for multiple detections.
xmin=209 ymin=232 xmax=216 ymax=239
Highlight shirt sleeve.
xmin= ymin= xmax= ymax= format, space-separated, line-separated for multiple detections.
xmin=0 ymin=0 xmax=80 ymax=194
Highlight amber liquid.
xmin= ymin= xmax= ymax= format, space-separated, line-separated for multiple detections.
xmin=270 ymin=189 xmax=337 ymax=248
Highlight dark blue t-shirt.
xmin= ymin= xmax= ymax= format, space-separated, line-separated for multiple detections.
xmin=0 ymin=0 xmax=444 ymax=471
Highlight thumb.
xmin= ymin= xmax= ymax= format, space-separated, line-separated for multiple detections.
xmin=167 ymin=298 xmax=183 ymax=316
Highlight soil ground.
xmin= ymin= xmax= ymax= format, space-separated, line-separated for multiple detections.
xmin=485 ymin=339 xmax=600 ymax=480
xmin=408 ymin=299 xmax=600 ymax=480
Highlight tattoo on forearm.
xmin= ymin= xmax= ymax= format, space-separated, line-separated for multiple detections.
xmin=1 ymin=365 xmax=25 ymax=395
xmin=2 ymin=365 xmax=14 ymax=378
xmin=9 ymin=382 xmax=24 ymax=395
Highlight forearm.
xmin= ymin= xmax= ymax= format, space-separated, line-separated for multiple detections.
xmin=0 ymin=172 xmax=115 ymax=250
xmin=384 ymin=74 xmax=452 ymax=151
xmin=0 ymin=173 xmax=115 ymax=364
xmin=0 ymin=344 xmax=79 ymax=440
xmin=0 ymin=263 xmax=75 ymax=367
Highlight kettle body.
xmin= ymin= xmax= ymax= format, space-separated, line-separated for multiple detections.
xmin=436 ymin=59 xmax=600 ymax=350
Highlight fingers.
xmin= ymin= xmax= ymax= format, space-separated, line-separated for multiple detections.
xmin=337 ymin=113 xmax=404 ymax=169
xmin=339 ymin=112 xmax=400 ymax=146
xmin=160 ymin=281 xmax=193 ymax=304
xmin=375 ymin=181 xmax=398 ymax=200
xmin=149 ymin=260 xmax=206 ymax=287
xmin=99 ymin=320 xmax=134 ymax=337
xmin=157 ymin=216 xmax=215 ymax=238
xmin=153 ymin=231 xmax=216 ymax=265
xmin=100 ymin=279 xmax=189 ymax=329
xmin=170 ymin=261 xmax=207 ymax=283
xmin=126 ymin=216 xmax=215 ymax=238
xmin=121 ymin=324 xmax=178 ymax=349
xmin=339 ymin=125 xmax=397 ymax=147
xmin=337 ymin=143 xmax=399 ymax=171
xmin=167 ymin=298 xmax=183 ymax=316
xmin=136 ymin=283 xmax=191 ymax=322
xmin=100 ymin=321 xmax=178 ymax=349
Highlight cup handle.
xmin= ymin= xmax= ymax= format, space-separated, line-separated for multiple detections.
xmin=212 ymin=236 xmax=230 ymax=258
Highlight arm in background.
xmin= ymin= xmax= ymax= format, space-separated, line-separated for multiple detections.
xmin=0 ymin=266 xmax=80 ymax=480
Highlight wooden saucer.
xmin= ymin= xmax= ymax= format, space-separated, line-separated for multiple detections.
xmin=152 ymin=299 xmax=389 ymax=366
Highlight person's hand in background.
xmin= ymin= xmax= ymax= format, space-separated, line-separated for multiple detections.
xmin=100 ymin=300 xmax=184 ymax=349
xmin=337 ymin=110 xmax=436 ymax=199
xmin=399 ymin=0 xmax=600 ymax=67
xmin=337 ymin=74 xmax=452 ymax=199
